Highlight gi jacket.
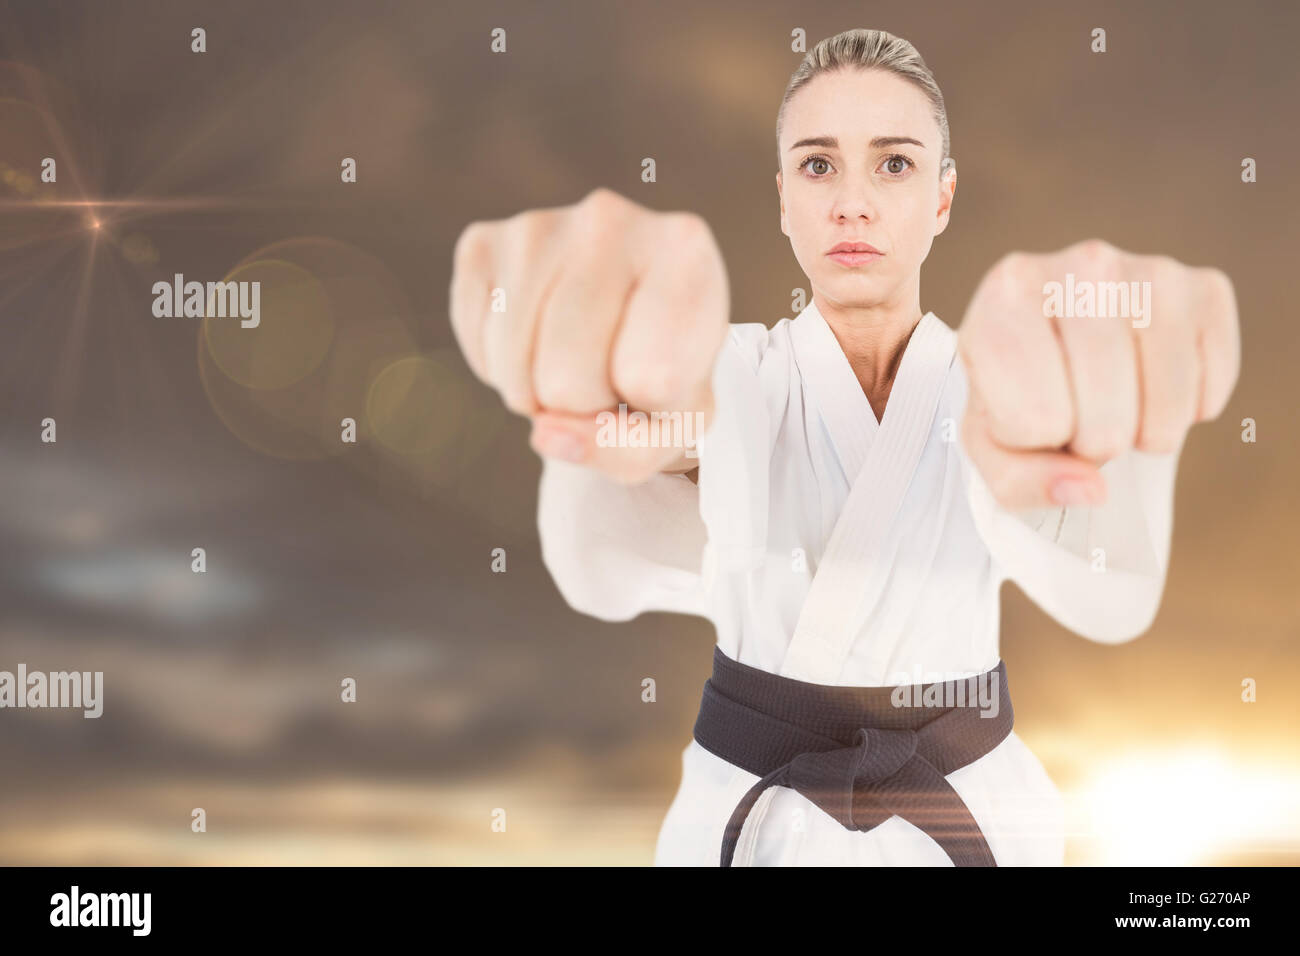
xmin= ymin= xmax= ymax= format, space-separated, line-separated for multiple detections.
xmin=538 ymin=300 xmax=1178 ymax=866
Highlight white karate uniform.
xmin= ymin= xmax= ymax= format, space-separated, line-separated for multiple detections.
xmin=537 ymin=300 xmax=1179 ymax=866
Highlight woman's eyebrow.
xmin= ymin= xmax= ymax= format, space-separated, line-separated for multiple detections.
xmin=788 ymin=135 xmax=926 ymax=151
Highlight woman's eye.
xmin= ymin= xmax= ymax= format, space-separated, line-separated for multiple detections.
xmin=883 ymin=155 xmax=914 ymax=176
xmin=800 ymin=156 xmax=832 ymax=177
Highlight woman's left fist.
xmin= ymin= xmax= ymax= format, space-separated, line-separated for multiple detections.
xmin=956 ymin=239 xmax=1239 ymax=510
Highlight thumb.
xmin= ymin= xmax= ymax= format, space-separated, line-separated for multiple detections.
xmin=529 ymin=386 xmax=714 ymax=484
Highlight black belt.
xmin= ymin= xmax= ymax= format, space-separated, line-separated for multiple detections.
xmin=692 ymin=646 xmax=1014 ymax=867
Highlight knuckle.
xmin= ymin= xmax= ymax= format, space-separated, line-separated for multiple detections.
xmin=1147 ymin=254 xmax=1184 ymax=290
xmin=658 ymin=211 xmax=714 ymax=250
xmin=984 ymin=252 xmax=1035 ymax=298
xmin=1074 ymin=238 xmax=1115 ymax=263
xmin=1133 ymin=253 xmax=1176 ymax=286
xmin=579 ymin=187 xmax=628 ymax=220
xmin=1001 ymin=249 xmax=1029 ymax=268
xmin=569 ymin=192 xmax=637 ymax=251
xmin=1151 ymin=253 xmax=1180 ymax=274
xmin=1201 ymin=266 xmax=1236 ymax=306
xmin=655 ymin=214 xmax=725 ymax=296
xmin=452 ymin=220 xmax=492 ymax=271
xmin=991 ymin=250 xmax=1027 ymax=278
xmin=505 ymin=207 xmax=555 ymax=250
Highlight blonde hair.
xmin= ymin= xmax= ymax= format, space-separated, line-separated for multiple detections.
xmin=776 ymin=29 xmax=953 ymax=178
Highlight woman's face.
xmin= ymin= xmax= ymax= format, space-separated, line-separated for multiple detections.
xmin=777 ymin=68 xmax=956 ymax=313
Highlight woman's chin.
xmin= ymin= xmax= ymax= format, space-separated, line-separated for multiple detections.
xmin=819 ymin=274 xmax=898 ymax=308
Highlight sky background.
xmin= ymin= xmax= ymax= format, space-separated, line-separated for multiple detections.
xmin=0 ymin=0 xmax=1296 ymax=865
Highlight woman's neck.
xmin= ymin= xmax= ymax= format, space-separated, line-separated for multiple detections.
xmin=814 ymin=291 xmax=924 ymax=423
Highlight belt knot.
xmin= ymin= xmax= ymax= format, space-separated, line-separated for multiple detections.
xmin=786 ymin=727 xmax=919 ymax=831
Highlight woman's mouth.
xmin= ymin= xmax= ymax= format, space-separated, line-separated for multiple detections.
xmin=826 ymin=241 xmax=884 ymax=267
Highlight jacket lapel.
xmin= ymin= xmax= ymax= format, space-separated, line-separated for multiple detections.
xmin=780 ymin=308 xmax=958 ymax=684
xmin=789 ymin=300 xmax=879 ymax=484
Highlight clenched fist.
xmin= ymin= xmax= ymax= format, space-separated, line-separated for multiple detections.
xmin=449 ymin=188 xmax=730 ymax=483
xmin=957 ymin=239 xmax=1240 ymax=511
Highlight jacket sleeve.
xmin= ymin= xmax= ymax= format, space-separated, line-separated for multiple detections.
xmin=536 ymin=323 xmax=775 ymax=622
xmin=958 ymin=432 xmax=1181 ymax=645
xmin=537 ymin=459 xmax=708 ymax=622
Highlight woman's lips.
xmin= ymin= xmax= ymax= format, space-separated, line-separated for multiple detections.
xmin=828 ymin=250 xmax=884 ymax=267
xmin=826 ymin=241 xmax=883 ymax=267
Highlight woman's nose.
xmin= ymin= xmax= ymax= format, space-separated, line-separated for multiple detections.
xmin=832 ymin=183 xmax=878 ymax=222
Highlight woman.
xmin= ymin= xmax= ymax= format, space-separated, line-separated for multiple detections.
xmin=449 ymin=29 xmax=1239 ymax=865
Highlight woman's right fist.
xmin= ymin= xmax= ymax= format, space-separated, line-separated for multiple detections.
xmin=449 ymin=188 xmax=730 ymax=483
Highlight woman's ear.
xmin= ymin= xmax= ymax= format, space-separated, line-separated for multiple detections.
xmin=935 ymin=162 xmax=957 ymax=237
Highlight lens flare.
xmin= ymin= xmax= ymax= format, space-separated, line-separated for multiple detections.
xmin=198 ymin=237 xmax=417 ymax=461
xmin=1075 ymin=747 xmax=1300 ymax=864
